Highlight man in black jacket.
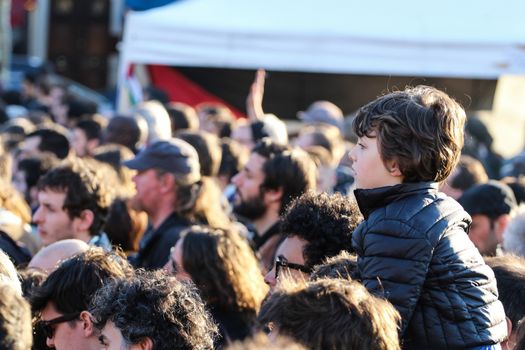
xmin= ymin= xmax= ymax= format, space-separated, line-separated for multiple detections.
xmin=125 ymin=138 xmax=202 ymax=269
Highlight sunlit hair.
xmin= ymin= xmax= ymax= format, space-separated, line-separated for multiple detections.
xmin=226 ymin=332 xmax=305 ymax=350
xmin=0 ymin=283 xmax=32 ymax=350
xmin=0 ymin=177 xmax=32 ymax=225
xmin=0 ymin=251 xmax=22 ymax=295
xmin=258 ymin=278 xmax=401 ymax=350
xmin=502 ymin=207 xmax=525 ymax=257
xmin=310 ymin=250 xmax=358 ymax=281
xmin=352 ymin=85 xmax=466 ymax=182
xmin=169 ymin=176 xmax=231 ymax=229
xmin=180 ymin=226 xmax=268 ymax=318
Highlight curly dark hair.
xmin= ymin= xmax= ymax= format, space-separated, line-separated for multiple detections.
xmin=352 ymin=85 xmax=466 ymax=183
xmin=281 ymin=191 xmax=362 ymax=268
xmin=36 ymin=158 xmax=114 ymax=236
xmin=181 ymin=226 xmax=268 ymax=317
xmin=90 ymin=270 xmax=218 ymax=350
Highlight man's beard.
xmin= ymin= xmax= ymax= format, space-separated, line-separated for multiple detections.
xmin=233 ymin=190 xmax=267 ymax=221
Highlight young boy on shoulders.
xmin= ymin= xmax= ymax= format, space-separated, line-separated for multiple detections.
xmin=349 ymin=86 xmax=507 ymax=350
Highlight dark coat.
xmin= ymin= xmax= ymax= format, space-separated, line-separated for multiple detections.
xmin=352 ymin=182 xmax=507 ymax=350
xmin=130 ymin=212 xmax=191 ymax=270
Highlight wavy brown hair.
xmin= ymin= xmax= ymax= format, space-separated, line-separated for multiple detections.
xmin=352 ymin=85 xmax=466 ymax=183
xmin=181 ymin=226 xmax=268 ymax=319
xmin=258 ymin=278 xmax=401 ymax=350
xmin=174 ymin=176 xmax=231 ymax=229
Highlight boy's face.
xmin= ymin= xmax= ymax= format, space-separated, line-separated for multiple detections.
xmin=349 ymin=135 xmax=403 ymax=189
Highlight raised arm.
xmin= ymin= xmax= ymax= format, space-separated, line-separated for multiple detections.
xmin=246 ymin=69 xmax=266 ymax=122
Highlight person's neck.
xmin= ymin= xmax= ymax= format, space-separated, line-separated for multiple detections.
xmin=253 ymin=210 xmax=280 ymax=236
xmin=74 ymin=231 xmax=92 ymax=244
xmin=150 ymin=206 xmax=177 ymax=230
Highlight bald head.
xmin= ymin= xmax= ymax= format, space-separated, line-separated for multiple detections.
xmin=28 ymin=239 xmax=89 ymax=273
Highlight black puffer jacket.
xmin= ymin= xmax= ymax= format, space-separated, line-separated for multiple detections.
xmin=352 ymin=182 xmax=507 ymax=350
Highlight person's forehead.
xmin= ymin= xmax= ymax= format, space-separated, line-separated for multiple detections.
xmin=23 ymin=135 xmax=41 ymax=149
xmin=359 ymin=134 xmax=377 ymax=142
xmin=277 ymin=236 xmax=307 ymax=262
xmin=38 ymin=189 xmax=67 ymax=204
xmin=246 ymin=153 xmax=266 ymax=173
xmin=136 ymin=168 xmax=159 ymax=177
xmin=41 ymin=302 xmax=61 ymax=320
xmin=471 ymin=214 xmax=491 ymax=224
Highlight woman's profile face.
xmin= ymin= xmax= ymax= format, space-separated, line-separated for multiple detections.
xmin=164 ymin=238 xmax=192 ymax=282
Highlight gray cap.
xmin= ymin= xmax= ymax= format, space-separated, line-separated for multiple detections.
xmin=124 ymin=139 xmax=201 ymax=185
xmin=297 ymin=101 xmax=344 ymax=130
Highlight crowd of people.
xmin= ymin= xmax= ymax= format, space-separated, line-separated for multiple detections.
xmin=0 ymin=69 xmax=525 ymax=350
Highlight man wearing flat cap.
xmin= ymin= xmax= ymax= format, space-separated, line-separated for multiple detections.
xmin=459 ymin=180 xmax=517 ymax=256
xmin=124 ymin=138 xmax=202 ymax=269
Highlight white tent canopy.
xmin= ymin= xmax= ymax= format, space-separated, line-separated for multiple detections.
xmin=120 ymin=0 xmax=525 ymax=79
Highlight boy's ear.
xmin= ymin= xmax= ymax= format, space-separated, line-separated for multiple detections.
xmin=386 ymin=160 xmax=403 ymax=177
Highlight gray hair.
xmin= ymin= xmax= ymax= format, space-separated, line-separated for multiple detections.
xmin=503 ymin=205 xmax=525 ymax=257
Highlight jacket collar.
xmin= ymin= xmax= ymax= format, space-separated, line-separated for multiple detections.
xmin=354 ymin=182 xmax=439 ymax=219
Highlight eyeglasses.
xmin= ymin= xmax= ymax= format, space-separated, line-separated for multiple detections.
xmin=275 ymin=255 xmax=311 ymax=279
xmin=38 ymin=312 xmax=80 ymax=339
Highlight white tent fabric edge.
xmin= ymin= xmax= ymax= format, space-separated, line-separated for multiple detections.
xmin=117 ymin=0 xmax=525 ymax=112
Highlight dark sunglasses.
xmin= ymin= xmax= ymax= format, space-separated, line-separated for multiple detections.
xmin=38 ymin=312 xmax=80 ymax=339
xmin=275 ymin=255 xmax=311 ymax=279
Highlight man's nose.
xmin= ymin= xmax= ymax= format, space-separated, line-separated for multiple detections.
xmin=264 ymin=268 xmax=276 ymax=288
xmin=33 ymin=206 xmax=43 ymax=223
